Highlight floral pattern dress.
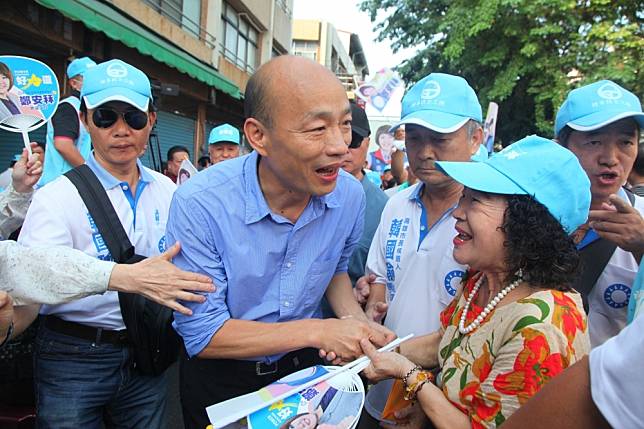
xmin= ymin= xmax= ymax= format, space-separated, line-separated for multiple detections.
xmin=437 ymin=272 xmax=590 ymax=428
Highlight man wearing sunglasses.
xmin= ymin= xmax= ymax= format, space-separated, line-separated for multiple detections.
xmin=342 ymin=102 xmax=388 ymax=287
xmin=18 ymin=59 xmax=176 ymax=428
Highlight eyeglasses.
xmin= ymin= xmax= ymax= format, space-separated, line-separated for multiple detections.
xmin=349 ymin=132 xmax=364 ymax=149
xmin=92 ymin=107 xmax=148 ymax=130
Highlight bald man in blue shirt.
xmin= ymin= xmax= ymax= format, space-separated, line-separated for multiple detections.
xmin=167 ymin=56 xmax=395 ymax=428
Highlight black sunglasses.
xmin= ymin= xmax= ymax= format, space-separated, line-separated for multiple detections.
xmin=92 ymin=107 xmax=148 ymax=130
xmin=349 ymin=132 xmax=364 ymax=149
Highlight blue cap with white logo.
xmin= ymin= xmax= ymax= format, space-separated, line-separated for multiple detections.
xmin=208 ymin=123 xmax=240 ymax=145
xmin=555 ymin=79 xmax=644 ymax=137
xmin=391 ymin=73 xmax=482 ymax=134
xmin=436 ymin=135 xmax=591 ymax=234
xmin=81 ymin=59 xmax=152 ymax=112
xmin=66 ymin=57 xmax=96 ymax=79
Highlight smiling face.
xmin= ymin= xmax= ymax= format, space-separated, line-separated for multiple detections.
xmin=82 ymin=101 xmax=155 ymax=173
xmin=378 ymin=131 xmax=394 ymax=153
xmin=565 ymin=118 xmax=639 ymax=208
xmin=405 ymin=123 xmax=480 ymax=189
xmin=452 ymin=188 xmax=509 ymax=272
xmin=247 ymin=57 xmax=352 ymax=197
xmin=209 ymin=142 xmax=240 ymax=164
xmin=0 ymin=73 xmax=11 ymax=98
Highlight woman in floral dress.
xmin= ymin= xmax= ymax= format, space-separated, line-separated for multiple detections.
xmin=360 ymin=136 xmax=592 ymax=429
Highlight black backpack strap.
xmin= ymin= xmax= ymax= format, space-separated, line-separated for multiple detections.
xmin=574 ymin=238 xmax=617 ymax=313
xmin=573 ymin=189 xmax=636 ymax=313
xmin=64 ymin=164 xmax=135 ymax=263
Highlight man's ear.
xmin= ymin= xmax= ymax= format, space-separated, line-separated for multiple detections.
xmin=244 ymin=118 xmax=269 ymax=157
xmin=148 ymin=111 xmax=157 ymax=128
xmin=469 ymin=125 xmax=483 ymax=156
xmin=80 ymin=111 xmax=89 ymax=128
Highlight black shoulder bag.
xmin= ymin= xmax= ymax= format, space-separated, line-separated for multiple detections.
xmin=65 ymin=164 xmax=180 ymax=376
xmin=573 ymin=188 xmax=636 ymax=313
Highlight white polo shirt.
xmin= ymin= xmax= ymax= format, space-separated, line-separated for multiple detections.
xmin=18 ymin=153 xmax=176 ymax=330
xmin=586 ymin=189 xmax=644 ymax=347
xmin=364 ymin=183 xmax=467 ymax=420
xmin=590 ymin=309 xmax=644 ymax=428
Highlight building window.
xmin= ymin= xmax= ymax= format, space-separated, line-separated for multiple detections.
xmin=221 ymin=3 xmax=259 ymax=73
xmin=292 ymin=40 xmax=318 ymax=61
xmin=145 ymin=0 xmax=202 ymax=39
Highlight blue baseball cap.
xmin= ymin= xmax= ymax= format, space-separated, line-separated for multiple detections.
xmin=436 ymin=135 xmax=591 ymax=234
xmin=66 ymin=57 xmax=96 ymax=78
xmin=209 ymin=123 xmax=240 ymax=145
xmin=555 ymin=80 xmax=644 ymax=137
xmin=81 ymin=59 xmax=152 ymax=112
xmin=391 ymin=73 xmax=482 ymax=133
xmin=471 ymin=145 xmax=489 ymax=162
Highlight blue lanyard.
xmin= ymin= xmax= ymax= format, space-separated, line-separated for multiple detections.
xmin=577 ymin=229 xmax=600 ymax=250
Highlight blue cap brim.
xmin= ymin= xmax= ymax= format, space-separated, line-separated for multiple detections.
xmin=83 ymin=88 xmax=149 ymax=111
xmin=390 ymin=110 xmax=470 ymax=134
xmin=566 ymin=110 xmax=644 ymax=133
xmin=209 ymin=139 xmax=239 ymax=145
xmin=435 ymin=160 xmax=527 ymax=195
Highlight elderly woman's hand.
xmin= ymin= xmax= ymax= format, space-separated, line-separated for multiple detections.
xmin=360 ymin=338 xmax=418 ymax=382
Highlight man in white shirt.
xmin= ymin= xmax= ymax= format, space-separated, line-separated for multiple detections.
xmin=360 ymin=73 xmax=484 ymax=428
xmin=555 ymin=79 xmax=644 ymax=346
xmin=18 ymin=59 xmax=175 ymax=428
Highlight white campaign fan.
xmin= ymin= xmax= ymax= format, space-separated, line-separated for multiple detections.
xmin=0 ymin=114 xmax=46 ymax=155
xmin=207 ymin=335 xmax=413 ymax=429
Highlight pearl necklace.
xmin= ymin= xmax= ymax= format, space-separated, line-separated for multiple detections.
xmin=458 ymin=270 xmax=523 ymax=335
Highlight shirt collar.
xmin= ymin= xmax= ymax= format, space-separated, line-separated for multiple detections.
xmin=409 ymin=181 xmax=459 ymax=213
xmin=86 ymin=152 xmax=154 ymax=190
xmin=409 ymin=182 xmax=425 ymax=202
xmin=243 ymin=151 xmax=340 ymax=224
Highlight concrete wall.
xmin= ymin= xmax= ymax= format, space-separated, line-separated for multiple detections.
xmin=272 ymin=4 xmax=292 ymax=52
xmin=292 ymin=19 xmax=320 ymax=41
xmin=109 ymin=0 xmax=213 ymax=65
xmin=218 ymin=55 xmax=250 ymax=92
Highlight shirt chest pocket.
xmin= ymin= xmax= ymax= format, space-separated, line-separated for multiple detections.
xmin=302 ymin=258 xmax=338 ymax=309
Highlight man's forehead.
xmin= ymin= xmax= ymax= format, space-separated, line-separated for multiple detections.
xmin=300 ymin=104 xmax=351 ymax=121
xmin=577 ymin=118 xmax=639 ymax=138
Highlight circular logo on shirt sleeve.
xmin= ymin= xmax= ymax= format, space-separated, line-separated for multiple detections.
xmin=444 ymin=270 xmax=465 ymax=297
xmin=158 ymin=236 xmax=167 ymax=253
xmin=604 ymin=283 xmax=631 ymax=309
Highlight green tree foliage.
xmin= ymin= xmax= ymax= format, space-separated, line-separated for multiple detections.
xmin=360 ymin=0 xmax=643 ymax=144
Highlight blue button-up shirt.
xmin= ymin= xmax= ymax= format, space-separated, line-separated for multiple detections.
xmin=167 ymin=151 xmax=365 ymax=361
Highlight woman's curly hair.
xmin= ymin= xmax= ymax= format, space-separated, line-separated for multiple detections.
xmin=501 ymin=194 xmax=580 ymax=290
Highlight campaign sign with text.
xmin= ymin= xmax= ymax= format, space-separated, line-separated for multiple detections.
xmin=0 ymin=55 xmax=60 ymax=152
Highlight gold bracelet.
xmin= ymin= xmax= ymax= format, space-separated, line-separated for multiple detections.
xmin=403 ymin=370 xmax=435 ymax=401
xmin=402 ymin=365 xmax=421 ymax=388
